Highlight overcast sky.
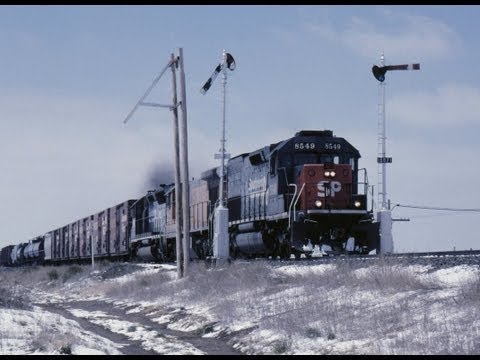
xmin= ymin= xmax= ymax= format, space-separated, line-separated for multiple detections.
xmin=1 ymin=5 xmax=480 ymax=252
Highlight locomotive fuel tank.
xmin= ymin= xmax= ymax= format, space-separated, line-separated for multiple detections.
xmin=235 ymin=232 xmax=265 ymax=254
xmin=233 ymin=223 xmax=267 ymax=254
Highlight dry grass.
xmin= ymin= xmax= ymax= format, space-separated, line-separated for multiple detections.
xmin=2 ymin=257 xmax=480 ymax=354
xmin=29 ymin=325 xmax=76 ymax=354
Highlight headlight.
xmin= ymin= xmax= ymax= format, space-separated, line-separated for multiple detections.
xmin=324 ymin=171 xmax=330 ymax=177
xmin=315 ymin=200 xmax=322 ymax=208
xmin=354 ymin=201 xmax=362 ymax=208
xmin=330 ymin=170 xmax=336 ymax=177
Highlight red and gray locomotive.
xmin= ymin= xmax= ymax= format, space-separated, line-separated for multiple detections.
xmin=223 ymin=129 xmax=378 ymax=258
xmin=0 ymin=130 xmax=379 ymax=266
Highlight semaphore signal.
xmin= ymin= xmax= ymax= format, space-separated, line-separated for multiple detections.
xmin=200 ymin=53 xmax=236 ymax=94
xmin=372 ymin=63 xmax=420 ymax=82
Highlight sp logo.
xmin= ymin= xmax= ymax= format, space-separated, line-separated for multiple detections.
xmin=317 ymin=181 xmax=342 ymax=197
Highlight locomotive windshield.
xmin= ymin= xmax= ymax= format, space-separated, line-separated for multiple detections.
xmin=292 ymin=153 xmax=355 ymax=167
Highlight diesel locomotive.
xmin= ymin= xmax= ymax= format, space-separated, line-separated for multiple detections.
xmin=0 ymin=130 xmax=379 ymax=267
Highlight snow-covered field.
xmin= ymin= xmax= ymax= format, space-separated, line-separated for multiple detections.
xmin=1 ymin=258 xmax=480 ymax=355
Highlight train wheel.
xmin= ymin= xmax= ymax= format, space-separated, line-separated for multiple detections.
xmin=293 ymin=249 xmax=301 ymax=260
xmin=279 ymin=244 xmax=290 ymax=260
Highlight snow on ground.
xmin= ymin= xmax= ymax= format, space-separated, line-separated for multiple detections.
xmin=66 ymin=308 xmax=204 ymax=355
xmin=434 ymin=265 xmax=479 ymax=286
xmin=2 ymin=259 xmax=480 ymax=355
xmin=0 ymin=306 xmax=123 ymax=355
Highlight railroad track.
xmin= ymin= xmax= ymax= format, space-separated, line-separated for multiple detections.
xmin=218 ymin=249 xmax=480 ymax=270
xmin=129 ymin=249 xmax=480 ymax=272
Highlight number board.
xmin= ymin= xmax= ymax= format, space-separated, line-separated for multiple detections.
xmin=323 ymin=143 xmax=342 ymax=151
xmin=377 ymin=157 xmax=392 ymax=163
xmin=294 ymin=142 xmax=343 ymax=151
xmin=294 ymin=142 xmax=316 ymax=150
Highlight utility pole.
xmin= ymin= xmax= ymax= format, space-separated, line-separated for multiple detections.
xmin=177 ymin=48 xmax=191 ymax=276
xmin=200 ymin=49 xmax=236 ymax=263
xmin=372 ymin=52 xmax=420 ymax=254
xmin=123 ymin=49 xmax=186 ymax=278
xmin=91 ymin=233 xmax=94 ymax=270
xmin=170 ymin=53 xmax=183 ymax=279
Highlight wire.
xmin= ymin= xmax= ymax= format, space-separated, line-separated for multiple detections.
xmin=395 ymin=204 xmax=480 ymax=212
xmin=405 ymin=212 xmax=468 ymax=219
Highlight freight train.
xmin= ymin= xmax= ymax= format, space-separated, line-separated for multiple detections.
xmin=0 ymin=130 xmax=380 ymax=267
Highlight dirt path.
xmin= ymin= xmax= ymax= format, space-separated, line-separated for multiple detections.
xmin=36 ymin=300 xmax=243 ymax=355
xmin=35 ymin=302 xmax=157 ymax=355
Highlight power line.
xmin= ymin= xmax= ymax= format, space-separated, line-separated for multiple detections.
xmin=395 ymin=204 xmax=480 ymax=212
xmin=404 ymin=212 xmax=470 ymax=219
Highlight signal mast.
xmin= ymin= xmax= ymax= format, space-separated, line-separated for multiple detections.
xmin=200 ymin=49 xmax=236 ymax=263
xmin=372 ymin=52 xmax=420 ymax=254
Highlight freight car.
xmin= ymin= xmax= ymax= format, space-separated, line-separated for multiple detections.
xmin=0 ymin=129 xmax=379 ymax=267
xmin=0 ymin=200 xmax=135 ymax=267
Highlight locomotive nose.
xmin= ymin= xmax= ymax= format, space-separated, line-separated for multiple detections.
xmin=297 ymin=163 xmax=351 ymax=210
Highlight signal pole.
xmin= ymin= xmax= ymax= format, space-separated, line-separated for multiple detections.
xmin=372 ymin=52 xmax=420 ymax=254
xmin=200 ymin=50 xmax=236 ymax=263
xmin=377 ymin=52 xmax=387 ymax=211
xmin=215 ymin=50 xmax=231 ymax=263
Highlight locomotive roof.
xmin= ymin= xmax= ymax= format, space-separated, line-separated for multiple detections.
xmin=229 ymin=129 xmax=361 ymax=161
xmin=290 ymin=130 xmax=361 ymax=157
